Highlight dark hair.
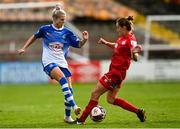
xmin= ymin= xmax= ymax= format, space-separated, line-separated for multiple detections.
xmin=116 ymin=16 xmax=134 ymax=31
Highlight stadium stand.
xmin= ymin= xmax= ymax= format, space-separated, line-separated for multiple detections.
xmin=115 ymin=0 xmax=180 ymax=15
xmin=115 ymin=0 xmax=180 ymax=40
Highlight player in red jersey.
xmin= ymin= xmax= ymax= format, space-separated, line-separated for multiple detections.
xmin=76 ymin=16 xmax=146 ymax=124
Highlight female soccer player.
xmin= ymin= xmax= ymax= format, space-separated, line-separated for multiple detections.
xmin=18 ymin=5 xmax=89 ymax=123
xmin=76 ymin=16 xmax=146 ymax=124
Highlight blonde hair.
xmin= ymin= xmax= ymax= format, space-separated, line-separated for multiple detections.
xmin=52 ymin=4 xmax=66 ymax=18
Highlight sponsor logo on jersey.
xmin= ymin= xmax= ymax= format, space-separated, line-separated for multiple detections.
xmin=121 ymin=40 xmax=126 ymax=45
xmin=49 ymin=42 xmax=63 ymax=52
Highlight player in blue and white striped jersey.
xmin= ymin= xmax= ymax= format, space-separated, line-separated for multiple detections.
xmin=18 ymin=5 xmax=89 ymax=123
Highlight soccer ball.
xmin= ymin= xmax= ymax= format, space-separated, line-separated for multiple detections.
xmin=90 ymin=105 xmax=106 ymax=122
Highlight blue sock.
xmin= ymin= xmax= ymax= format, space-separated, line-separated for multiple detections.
xmin=59 ymin=77 xmax=76 ymax=108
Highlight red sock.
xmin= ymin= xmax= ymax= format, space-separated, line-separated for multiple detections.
xmin=79 ymin=99 xmax=98 ymax=122
xmin=113 ymin=98 xmax=138 ymax=113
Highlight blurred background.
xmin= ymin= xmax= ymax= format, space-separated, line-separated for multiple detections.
xmin=1 ymin=1 xmax=180 ymax=128
xmin=0 ymin=0 xmax=180 ymax=83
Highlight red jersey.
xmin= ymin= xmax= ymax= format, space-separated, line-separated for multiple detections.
xmin=109 ymin=33 xmax=137 ymax=71
xmin=99 ymin=33 xmax=137 ymax=91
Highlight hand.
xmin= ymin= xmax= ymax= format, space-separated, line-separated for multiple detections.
xmin=132 ymin=53 xmax=138 ymax=62
xmin=79 ymin=31 xmax=89 ymax=48
xmin=136 ymin=44 xmax=142 ymax=51
xmin=98 ymin=38 xmax=107 ymax=45
xmin=82 ymin=31 xmax=89 ymax=40
xmin=132 ymin=44 xmax=142 ymax=53
xmin=17 ymin=48 xmax=26 ymax=55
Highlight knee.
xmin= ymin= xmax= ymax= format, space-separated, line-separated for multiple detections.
xmin=106 ymin=96 xmax=115 ymax=104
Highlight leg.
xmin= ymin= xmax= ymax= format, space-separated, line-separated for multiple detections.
xmin=106 ymin=83 xmax=146 ymax=122
xmin=64 ymin=77 xmax=73 ymax=117
xmin=106 ymin=85 xmax=138 ymax=113
xmin=64 ymin=77 xmax=75 ymax=123
xmin=78 ymin=82 xmax=108 ymax=123
xmin=50 ymin=67 xmax=81 ymax=116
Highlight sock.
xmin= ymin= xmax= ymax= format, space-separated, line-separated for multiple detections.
xmin=69 ymin=87 xmax=73 ymax=94
xmin=113 ymin=98 xmax=138 ymax=113
xmin=79 ymin=99 xmax=98 ymax=122
xmin=64 ymin=99 xmax=71 ymax=117
xmin=64 ymin=87 xmax=73 ymax=117
xmin=59 ymin=77 xmax=76 ymax=109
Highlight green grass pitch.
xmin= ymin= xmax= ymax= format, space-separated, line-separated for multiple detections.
xmin=0 ymin=81 xmax=180 ymax=128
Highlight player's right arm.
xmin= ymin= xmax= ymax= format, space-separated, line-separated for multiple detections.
xmin=18 ymin=35 xmax=36 ymax=54
xmin=18 ymin=26 xmax=44 ymax=54
xmin=98 ymin=38 xmax=115 ymax=49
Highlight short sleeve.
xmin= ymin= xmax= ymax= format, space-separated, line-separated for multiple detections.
xmin=130 ymin=40 xmax=137 ymax=48
xmin=34 ymin=26 xmax=44 ymax=39
xmin=68 ymin=32 xmax=80 ymax=48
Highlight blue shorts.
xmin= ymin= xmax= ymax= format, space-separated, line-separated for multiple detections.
xmin=43 ymin=63 xmax=72 ymax=78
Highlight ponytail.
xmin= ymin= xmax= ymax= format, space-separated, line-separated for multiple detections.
xmin=52 ymin=4 xmax=66 ymax=18
xmin=127 ymin=16 xmax=134 ymax=21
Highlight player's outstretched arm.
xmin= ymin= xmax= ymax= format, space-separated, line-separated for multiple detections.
xmin=17 ymin=35 xmax=36 ymax=54
xmin=98 ymin=38 xmax=115 ymax=49
xmin=131 ymin=44 xmax=142 ymax=62
xmin=78 ymin=31 xmax=89 ymax=48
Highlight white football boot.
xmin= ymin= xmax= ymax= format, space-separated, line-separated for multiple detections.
xmin=64 ymin=116 xmax=75 ymax=124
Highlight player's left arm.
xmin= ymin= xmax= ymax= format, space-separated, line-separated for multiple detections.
xmin=78 ymin=31 xmax=89 ymax=48
xmin=131 ymin=44 xmax=142 ymax=61
xmin=130 ymin=40 xmax=142 ymax=61
xmin=69 ymin=31 xmax=88 ymax=48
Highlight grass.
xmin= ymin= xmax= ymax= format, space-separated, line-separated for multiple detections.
xmin=0 ymin=81 xmax=180 ymax=128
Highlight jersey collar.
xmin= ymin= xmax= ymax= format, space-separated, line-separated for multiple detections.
xmin=51 ymin=24 xmax=64 ymax=30
xmin=123 ymin=33 xmax=132 ymax=38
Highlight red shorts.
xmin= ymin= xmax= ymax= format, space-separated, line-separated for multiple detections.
xmin=99 ymin=70 xmax=126 ymax=91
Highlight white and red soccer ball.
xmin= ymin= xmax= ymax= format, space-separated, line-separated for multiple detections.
xmin=90 ymin=105 xmax=106 ymax=122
